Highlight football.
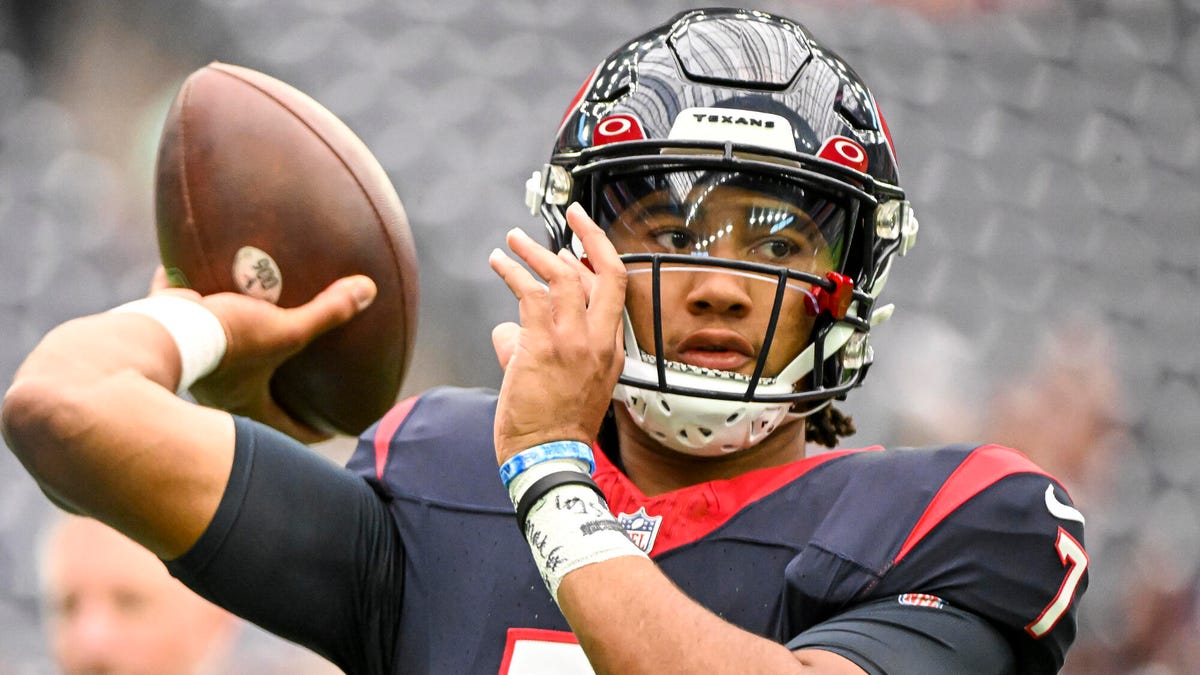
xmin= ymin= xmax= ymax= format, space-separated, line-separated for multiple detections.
xmin=154 ymin=61 xmax=418 ymax=436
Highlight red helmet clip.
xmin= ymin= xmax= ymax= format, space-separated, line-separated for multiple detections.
xmin=807 ymin=272 xmax=855 ymax=319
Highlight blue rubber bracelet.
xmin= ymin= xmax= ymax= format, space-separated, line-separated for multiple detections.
xmin=499 ymin=441 xmax=595 ymax=487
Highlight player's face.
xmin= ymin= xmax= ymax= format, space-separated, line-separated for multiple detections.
xmin=599 ymin=171 xmax=842 ymax=379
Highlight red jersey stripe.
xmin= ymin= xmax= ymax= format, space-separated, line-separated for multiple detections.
xmin=893 ymin=444 xmax=1053 ymax=564
xmin=372 ymin=396 xmax=418 ymax=480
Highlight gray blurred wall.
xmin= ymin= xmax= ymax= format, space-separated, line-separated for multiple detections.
xmin=1 ymin=0 xmax=1197 ymax=672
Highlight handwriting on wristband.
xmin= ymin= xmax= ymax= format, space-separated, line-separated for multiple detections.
xmin=555 ymin=494 xmax=611 ymax=518
xmin=580 ymin=519 xmax=626 ymax=536
xmin=529 ymin=526 xmax=549 ymax=556
xmin=544 ymin=546 xmax=567 ymax=572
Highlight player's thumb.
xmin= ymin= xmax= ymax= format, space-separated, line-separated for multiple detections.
xmin=293 ymin=275 xmax=377 ymax=336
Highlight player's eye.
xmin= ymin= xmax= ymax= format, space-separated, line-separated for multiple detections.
xmin=749 ymin=236 xmax=809 ymax=263
xmin=651 ymin=228 xmax=696 ymax=252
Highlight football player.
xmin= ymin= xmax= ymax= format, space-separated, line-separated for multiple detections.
xmin=2 ymin=8 xmax=1087 ymax=674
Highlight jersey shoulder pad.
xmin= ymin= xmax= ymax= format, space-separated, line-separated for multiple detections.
xmin=345 ymin=386 xmax=506 ymax=509
xmin=888 ymin=445 xmax=1087 ymax=673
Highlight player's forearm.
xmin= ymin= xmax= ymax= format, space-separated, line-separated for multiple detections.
xmin=7 ymin=311 xmax=185 ymax=399
xmin=2 ymin=313 xmax=230 ymax=556
xmin=556 ymin=557 xmax=859 ymax=674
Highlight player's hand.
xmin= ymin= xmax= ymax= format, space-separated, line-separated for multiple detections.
xmin=149 ymin=266 xmax=377 ymax=443
xmin=489 ymin=203 xmax=626 ymax=463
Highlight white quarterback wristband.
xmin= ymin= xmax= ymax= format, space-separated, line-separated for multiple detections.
xmin=509 ymin=461 xmax=648 ymax=601
xmin=111 ymin=296 xmax=228 ymax=395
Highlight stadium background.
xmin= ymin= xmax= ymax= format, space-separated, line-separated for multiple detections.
xmin=0 ymin=0 xmax=1197 ymax=671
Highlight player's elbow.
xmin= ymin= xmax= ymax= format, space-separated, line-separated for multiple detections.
xmin=4 ymin=318 xmax=127 ymax=473
xmin=2 ymin=375 xmax=92 ymax=483
xmin=4 ymin=377 xmax=49 ymax=454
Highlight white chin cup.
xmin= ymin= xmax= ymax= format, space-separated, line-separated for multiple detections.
xmin=611 ymin=306 xmax=875 ymax=456
xmin=614 ymin=356 xmax=794 ymax=457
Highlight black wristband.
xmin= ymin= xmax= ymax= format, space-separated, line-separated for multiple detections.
xmin=515 ymin=471 xmax=607 ymax=534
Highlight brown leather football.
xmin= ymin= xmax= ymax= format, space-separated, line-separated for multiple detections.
xmin=155 ymin=61 xmax=418 ymax=436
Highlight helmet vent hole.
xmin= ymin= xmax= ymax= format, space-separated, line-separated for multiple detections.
xmin=658 ymin=398 xmax=671 ymax=413
xmin=726 ymin=412 xmax=743 ymax=424
xmin=628 ymin=395 xmax=647 ymax=416
xmin=652 ymin=431 xmax=667 ymax=440
xmin=698 ymin=427 xmax=713 ymax=439
xmin=722 ymin=444 xmax=737 ymax=452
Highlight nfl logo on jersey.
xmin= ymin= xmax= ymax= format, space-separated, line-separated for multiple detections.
xmin=617 ymin=507 xmax=663 ymax=554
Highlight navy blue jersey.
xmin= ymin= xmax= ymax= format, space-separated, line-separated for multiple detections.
xmin=169 ymin=387 xmax=1087 ymax=674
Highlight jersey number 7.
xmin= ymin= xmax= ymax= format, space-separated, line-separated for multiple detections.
xmin=1025 ymin=527 xmax=1087 ymax=638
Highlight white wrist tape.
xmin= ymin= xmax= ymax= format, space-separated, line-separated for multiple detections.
xmin=511 ymin=463 xmax=647 ymax=601
xmin=111 ymin=296 xmax=227 ymax=395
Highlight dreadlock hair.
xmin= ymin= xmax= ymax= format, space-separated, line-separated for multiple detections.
xmin=805 ymin=405 xmax=856 ymax=449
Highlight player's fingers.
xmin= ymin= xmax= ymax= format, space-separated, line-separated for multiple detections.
xmin=154 ymin=286 xmax=204 ymax=302
xmin=558 ymin=248 xmax=597 ymax=299
xmin=149 ymin=265 xmax=170 ymax=293
xmin=288 ymin=275 xmax=377 ymax=338
xmin=489 ymin=248 xmax=552 ymax=329
xmin=491 ymin=321 xmax=520 ymax=369
xmin=611 ymin=316 xmax=626 ymax=379
xmin=504 ymin=228 xmax=587 ymax=320
xmin=149 ymin=267 xmax=203 ymax=302
xmin=504 ymin=228 xmax=567 ymax=282
xmin=489 ymin=246 xmax=543 ymax=299
xmin=565 ymin=203 xmax=626 ymax=329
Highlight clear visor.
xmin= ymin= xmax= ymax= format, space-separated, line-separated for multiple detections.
xmin=590 ymin=169 xmax=849 ymax=391
xmin=593 ymin=168 xmax=848 ymax=271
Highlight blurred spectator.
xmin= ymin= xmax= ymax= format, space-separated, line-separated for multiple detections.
xmin=38 ymin=514 xmax=340 ymax=674
xmin=868 ymin=312 xmax=1200 ymax=674
xmin=991 ymin=322 xmax=1200 ymax=675
xmin=39 ymin=514 xmax=238 ymax=674
xmin=984 ymin=315 xmax=1120 ymax=511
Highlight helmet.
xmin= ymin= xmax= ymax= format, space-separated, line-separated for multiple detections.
xmin=525 ymin=8 xmax=918 ymax=456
